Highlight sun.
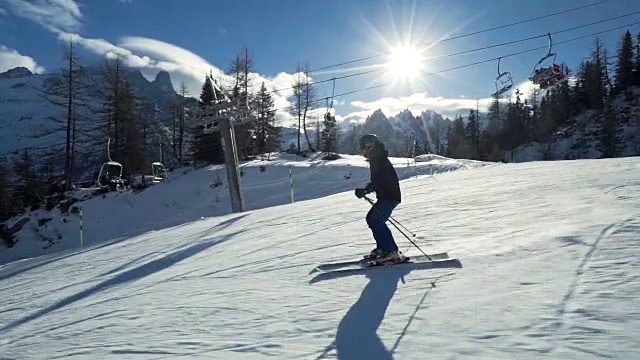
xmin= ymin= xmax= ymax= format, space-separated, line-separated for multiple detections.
xmin=386 ymin=44 xmax=425 ymax=80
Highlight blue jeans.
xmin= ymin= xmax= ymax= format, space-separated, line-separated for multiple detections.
xmin=366 ymin=199 xmax=399 ymax=252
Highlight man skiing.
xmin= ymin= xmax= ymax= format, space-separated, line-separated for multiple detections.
xmin=354 ymin=134 xmax=404 ymax=263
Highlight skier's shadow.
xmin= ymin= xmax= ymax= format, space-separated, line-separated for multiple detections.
xmin=319 ymin=266 xmax=412 ymax=360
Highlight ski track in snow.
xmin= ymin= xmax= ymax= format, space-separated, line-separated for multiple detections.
xmin=0 ymin=155 xmax=639 ymax=359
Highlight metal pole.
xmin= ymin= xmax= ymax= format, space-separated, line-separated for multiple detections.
xmin=79 ymin=208 xmax=83 ymax=247
xmin=219 ymin=118 xmax=244 ymax=213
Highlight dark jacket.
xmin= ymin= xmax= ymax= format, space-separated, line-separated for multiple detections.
xmin=367 ymin=145 xmax=401 ymax=203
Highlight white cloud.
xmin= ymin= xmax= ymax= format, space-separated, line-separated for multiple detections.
xmin=118 ymin=36 xmax=215 ymax=76
xmin=0 ymin=7 xmax=7 ymax=16
xmin=66 ymin=33 xmax=213 ymax=91
xmin=0 ymin=45 xmax=45 ymax=73
xmin=52 ymin=31 xmax=303 ymax=125
xmin=0 ymin=0 xmax=82 ymax=32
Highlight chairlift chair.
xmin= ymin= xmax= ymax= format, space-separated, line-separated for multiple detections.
xmin=528 ymin=33 xmax=566 ymax=89
xmin=97 ymin=161 xmax=123 ymax=186
xmin=151 ymin=162 xmax=168 ymax=183
xmin=491 ymin=57 xmax=514 ymax=97
xmin=96 ymin=138 xmax=123 ymax=187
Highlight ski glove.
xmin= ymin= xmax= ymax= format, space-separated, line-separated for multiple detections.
xmin=365 ymin=182 xmax=374 ymax=193
xmin=355 ymin=184 xmax=374 ymax=198
xmin=355 ymin=188 xmax=367 ymax=198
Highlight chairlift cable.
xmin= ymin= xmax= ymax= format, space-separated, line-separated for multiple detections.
xmin=271 ymin=19 xmax=640 ymax=112
xmin=307 ymin=0 xmax=614 ymax=73
xmin=269 ymin=10 xmax=639 ymax=94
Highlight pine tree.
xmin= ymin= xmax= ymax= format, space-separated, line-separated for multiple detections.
xmin=426 ymin=120 xmax=446 ymax=155
xmin=502 ymin=89 xmax=529 ymax=161
xmin=633 ymin=32 xmax=640 ymax=86
xmin=598 ymin=98 xmax=623 ymax=157
xmin=190 ymin=75 xmax=224 ymax=164
xmin=613 ymin=31 xmax=634 ymax=95
xmin=254 ymin=82 xmax=279 ymax=155
xmin=321 ymin=112 xmax=339 ymax=159
xmin=573 ymin=60 xmax=590 ymax=112
xmin=586 ymin=38 xmax=608 ymax=110
xmin=536 ymin=94 xmax=556 ymax=159
xmin=12 ymin=149 xmax=45 ymax=210
xmin=177 ymin=82 xmax=190 ymax=163
xmin=0 ymin=159 xmax=15 ymax=216
xmin=445 ymin=115 xmax=468 ymax=159
xmin=482 ymin=97 xmax=503 ymax=161
xmin=464 ymin=109 xmax=479 ymax=159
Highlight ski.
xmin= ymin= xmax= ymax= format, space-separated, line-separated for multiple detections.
xmin=309 ymin=257 xmax=462 ymax=284
xmin=311 ymin=252 xmax=449 ymax=273
xmin=366 ymin=255 xmax=413 ymax=267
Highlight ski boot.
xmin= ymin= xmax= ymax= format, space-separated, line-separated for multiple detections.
xmin=367 ymin=250 xmax=407 ymax=266
xmin=363 ymin=248 xmax=384 ymax=260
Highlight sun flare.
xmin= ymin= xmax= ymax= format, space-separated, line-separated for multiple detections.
xmin=386 ymin=44 xmax=425 ymax=80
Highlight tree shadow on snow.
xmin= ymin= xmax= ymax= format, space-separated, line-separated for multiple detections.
xmin=316 ymin=267 xmax=411 ymax=360
xmin=0 ymin=213 xmax=250 ymax=283
xmin=97 ymin=213 xmax=250 ymax=278
xmin=0 ymin=230 xmax=243 ymax=333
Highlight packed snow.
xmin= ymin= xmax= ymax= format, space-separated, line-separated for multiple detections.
xmin=0 ymin=153 xmax=639 ymax=359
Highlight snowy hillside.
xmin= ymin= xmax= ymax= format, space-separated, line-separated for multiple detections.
xmin=505 ymin=88 xmax=640 ymax=162
xmin=0 ymin=153 xmax=639 ymax=359
xmin=0 ymin=68 xmax=68 ymax=155
xmin=0 ymin=152 xmax=480 ymax=265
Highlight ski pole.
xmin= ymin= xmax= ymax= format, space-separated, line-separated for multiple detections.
xmin=389 ymin=215 xmax=416 ymax=237
xmin=363 ymin=196 xmax=432 ymax=261
xmin=363 ymin=197 xmax=416 ymax=236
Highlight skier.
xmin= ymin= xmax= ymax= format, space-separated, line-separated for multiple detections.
xmin=354 ymin=134 xmax=404 ymax=263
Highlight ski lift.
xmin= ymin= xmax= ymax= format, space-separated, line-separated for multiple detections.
xmin=491 ymin=57 xmax=513 ymax=97
xmin=324 ymin=77 xmax=336 ymax=122
xmin=202 ymin=116 xmax=222 ymax=134
xmin=96 ymin=138 xmax=123 ymax=187
xmin=528 ymin=33 xmax=566 ymax=90
xmin=151 ymin=162 xmax=168 ymax=183
xmin=149 ymin=143 xmax=168 ymax=183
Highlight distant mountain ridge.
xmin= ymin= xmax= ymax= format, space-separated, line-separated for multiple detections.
xmin=0 ymin=64 xmax=478 ymax=162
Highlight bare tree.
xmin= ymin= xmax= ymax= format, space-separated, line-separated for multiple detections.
xmin=39 ymin=38 xmax=92 ymax=189
xmin=302 ymin=63 xmax=317 ymax=152
xmin=288 ymin=63 xmax=317 ymax=153
xmin=95 ymin=57 xmax=146 ymax=175
xmin=227 ymin=47 xmax=256 ymax=159
xmin=289 ymin=66 xmax=304 ymax=154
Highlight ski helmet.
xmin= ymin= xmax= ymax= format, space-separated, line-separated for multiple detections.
xmin=359 ymin=134 xmax=379 ymax=150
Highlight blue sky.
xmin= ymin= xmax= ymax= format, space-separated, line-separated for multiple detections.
xmin=1 ymin=0 xmax=639 ymax=125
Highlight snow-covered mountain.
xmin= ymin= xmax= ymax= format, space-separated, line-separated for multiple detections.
xmin=0 ymin=66 xmax=180 ymax=164
xmin=0 ymin=153 xmax=638 ymax=359
xmin=0 ymin=64 xmax=477 ymax=163
xmin=277 ymin=108 xmax=454 ymax=157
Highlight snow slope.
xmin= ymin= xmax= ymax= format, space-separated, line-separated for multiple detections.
xmin=1 ymin=153 xmax=476 ymax=265
xmin=1 ymin=155 xmax=639 ymax=359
